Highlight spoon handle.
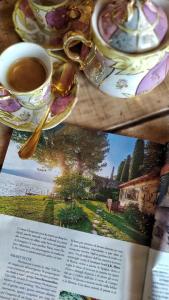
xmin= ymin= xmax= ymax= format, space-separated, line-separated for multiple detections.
xmin=18 ymin=106 xmax=50 ymax=159
xmin=18 ymin=62 xmax=76 ymax=160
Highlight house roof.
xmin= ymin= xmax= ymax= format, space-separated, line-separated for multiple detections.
xmin=119 ymin=171 xmax=159 ymax=189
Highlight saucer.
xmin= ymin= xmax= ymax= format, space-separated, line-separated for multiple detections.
xmin=0 ymin=56 xmax=78 ymax=132
xmin=13 ymin=0 xmax=93 ymax=51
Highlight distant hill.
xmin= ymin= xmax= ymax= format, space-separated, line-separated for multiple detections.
xmin=2 ymin=168 xmax=52 ymax=183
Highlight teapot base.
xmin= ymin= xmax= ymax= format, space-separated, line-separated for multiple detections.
xmin=83 ymin=50 xmax=169 ymax=99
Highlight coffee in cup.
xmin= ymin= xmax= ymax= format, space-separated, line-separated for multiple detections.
xmin=0 ymin=42 xmax=53 ymax=110
xmin=7 ymin=57 xmax=47 ymax=92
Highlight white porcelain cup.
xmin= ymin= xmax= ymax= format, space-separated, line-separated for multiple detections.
xmin=0 ymin=42 xmax=52 ymax=110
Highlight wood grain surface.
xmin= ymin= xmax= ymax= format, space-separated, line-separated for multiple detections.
xmin=1 ymin=0 xmax=169 ymax=167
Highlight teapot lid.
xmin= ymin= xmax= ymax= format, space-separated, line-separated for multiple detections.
xmin=98 ymin=0 xmax=168 ymax=53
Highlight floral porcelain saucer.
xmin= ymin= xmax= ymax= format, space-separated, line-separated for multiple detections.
xmin=13 ymin=0 xmax=92 ymax=51
xmin=0 ymin=56 xmax=78 ymax=132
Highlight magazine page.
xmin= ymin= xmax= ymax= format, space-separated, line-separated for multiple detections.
xmin=142 ymin=144 xmax=169 ymax=300
xmin=0 ymin=214 xmax=148 ymax=300
xmin=0 ymin=124 xmax=165 ymax=299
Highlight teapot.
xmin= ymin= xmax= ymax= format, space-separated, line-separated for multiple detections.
xmin=64 ymin=0 xmax=169 ymax=98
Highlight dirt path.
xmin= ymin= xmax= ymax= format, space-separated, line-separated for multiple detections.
xmin=79 ymin=203 xmax=134 ymax=242
xmin=80 ymin=201 xmax=149 ymax=245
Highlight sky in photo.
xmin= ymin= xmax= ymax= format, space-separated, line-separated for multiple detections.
xmin=97 ymin=133 xmax=136 ymax=178
xmin=2 ymin=141 xmax=61 ymax=182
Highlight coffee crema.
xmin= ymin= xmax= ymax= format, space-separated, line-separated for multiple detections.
xmin=7 ymin=57 xmax=47 ymax=92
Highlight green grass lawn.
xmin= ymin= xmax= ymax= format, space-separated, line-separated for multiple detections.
xmin=0 ymin=196 xmax=93 ymax=233
xmin=0 ymin=196 xmax=150 ymax=245
xmin=0 ymin=195 xmax=49 ymax=222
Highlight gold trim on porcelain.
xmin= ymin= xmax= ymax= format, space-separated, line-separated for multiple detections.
xmin=0 ymin=92 xmax=78 ymax=132
xmin=63 ymin=31 xmax=94 ymax=69
xmin=118 ymin=13 xmax=160 ymax=35
xmin=91 ymin=0 xmax=169 ymax=73
xmin=29 ymin=0 xmax=69 ymax=12
xmin=92 ymin=30 xmax=169 ymax=74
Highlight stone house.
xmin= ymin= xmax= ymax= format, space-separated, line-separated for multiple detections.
xmin=118 ymin=172 xmax=160 ymax=214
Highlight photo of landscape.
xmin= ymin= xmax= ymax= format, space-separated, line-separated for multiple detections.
xmin=59 ymin=291 xmax=100 ymax=300
xmin=0 ymin=124 xmax=165 ymax=246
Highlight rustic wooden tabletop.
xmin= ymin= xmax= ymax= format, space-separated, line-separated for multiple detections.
xmin=1 ymin=0 xmax=169 ymax=167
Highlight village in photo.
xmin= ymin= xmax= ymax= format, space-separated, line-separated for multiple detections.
xmin=0 ymin=124 xmax=165 ymax=246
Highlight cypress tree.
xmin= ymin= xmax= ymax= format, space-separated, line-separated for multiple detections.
xmin=143 ymin=141 xmax=165 ymax=174
xmin=116 ymin=160 xmax=125 ymax=181
xmin=120 ymin=155 xmax=131 ymax=182
xmin=129 ymin=139 xmax=144 ymax=180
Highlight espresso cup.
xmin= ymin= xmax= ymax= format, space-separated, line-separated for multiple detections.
xmin=0 ymin=42 xmax=52 ymax=110
xmin=29 ymin=0 xmax=70 ymax=33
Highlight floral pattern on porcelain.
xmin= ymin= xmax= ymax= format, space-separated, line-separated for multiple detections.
xmin=82 ymin=45 xmax=169 ymax=98
xmin=45 ymin=7 xmax=69 ymax=30
xmin=29 ymin=0 xmax=93 ymax=35
xmin=15 ymin=79 xmax=51 ymax=110
xmin=14 ymin=0 xmax=93 ymax=50
xmin=30 ymin=4 xmax=70 ymax=33
xmin=14 ymin=1 xmax=63 ymax=50
xmin=116 ymin=79 xmax=128 ymax=90
xmin=19 ymin=0 xmax=35 ymax=19
xmin=78 ymin=0 xmax=169 ymax=98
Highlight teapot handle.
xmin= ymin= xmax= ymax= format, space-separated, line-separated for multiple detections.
xmin=63 ymin=31 xmax=95 ymax=70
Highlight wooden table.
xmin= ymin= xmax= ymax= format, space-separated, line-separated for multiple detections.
xmin=1 ymin=0 xmax=169 ymax=166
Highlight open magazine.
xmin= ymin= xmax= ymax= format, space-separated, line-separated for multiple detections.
xmin=0 ymin=124 xmax=168 ymax=300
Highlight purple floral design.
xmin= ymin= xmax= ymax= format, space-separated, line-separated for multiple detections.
xmin=45 ymin=7 xmax=69 ymax=29
xmin=50 ymin=95 xmax=73 ymax=116
xmin=136 ymin=54 xmax=169 ymax=95
xmin=0 ymin=98 xmax=21 ymax=113
xmin=19 ymin=0 xmax=35 ymax=19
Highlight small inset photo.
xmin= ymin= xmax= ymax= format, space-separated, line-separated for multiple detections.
xmin=59 ymin=291 xmax=100 ymax=300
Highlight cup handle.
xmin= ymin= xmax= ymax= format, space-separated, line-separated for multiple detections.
xmin=63 ymin=31 xmax=95 ymax=70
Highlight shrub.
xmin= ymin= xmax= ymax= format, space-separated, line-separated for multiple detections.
xmin=99 ymin=188 xmax=119 ymax=199
xmin=43 ymin=200 xmax=54 ymax=224
xmin=93 ymin=194 xmax=107 ymax=202
xmin=57 ymin=205 xmax=87 ymax=226
xmin=123 ymin=203 xmax=154 ymax=237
